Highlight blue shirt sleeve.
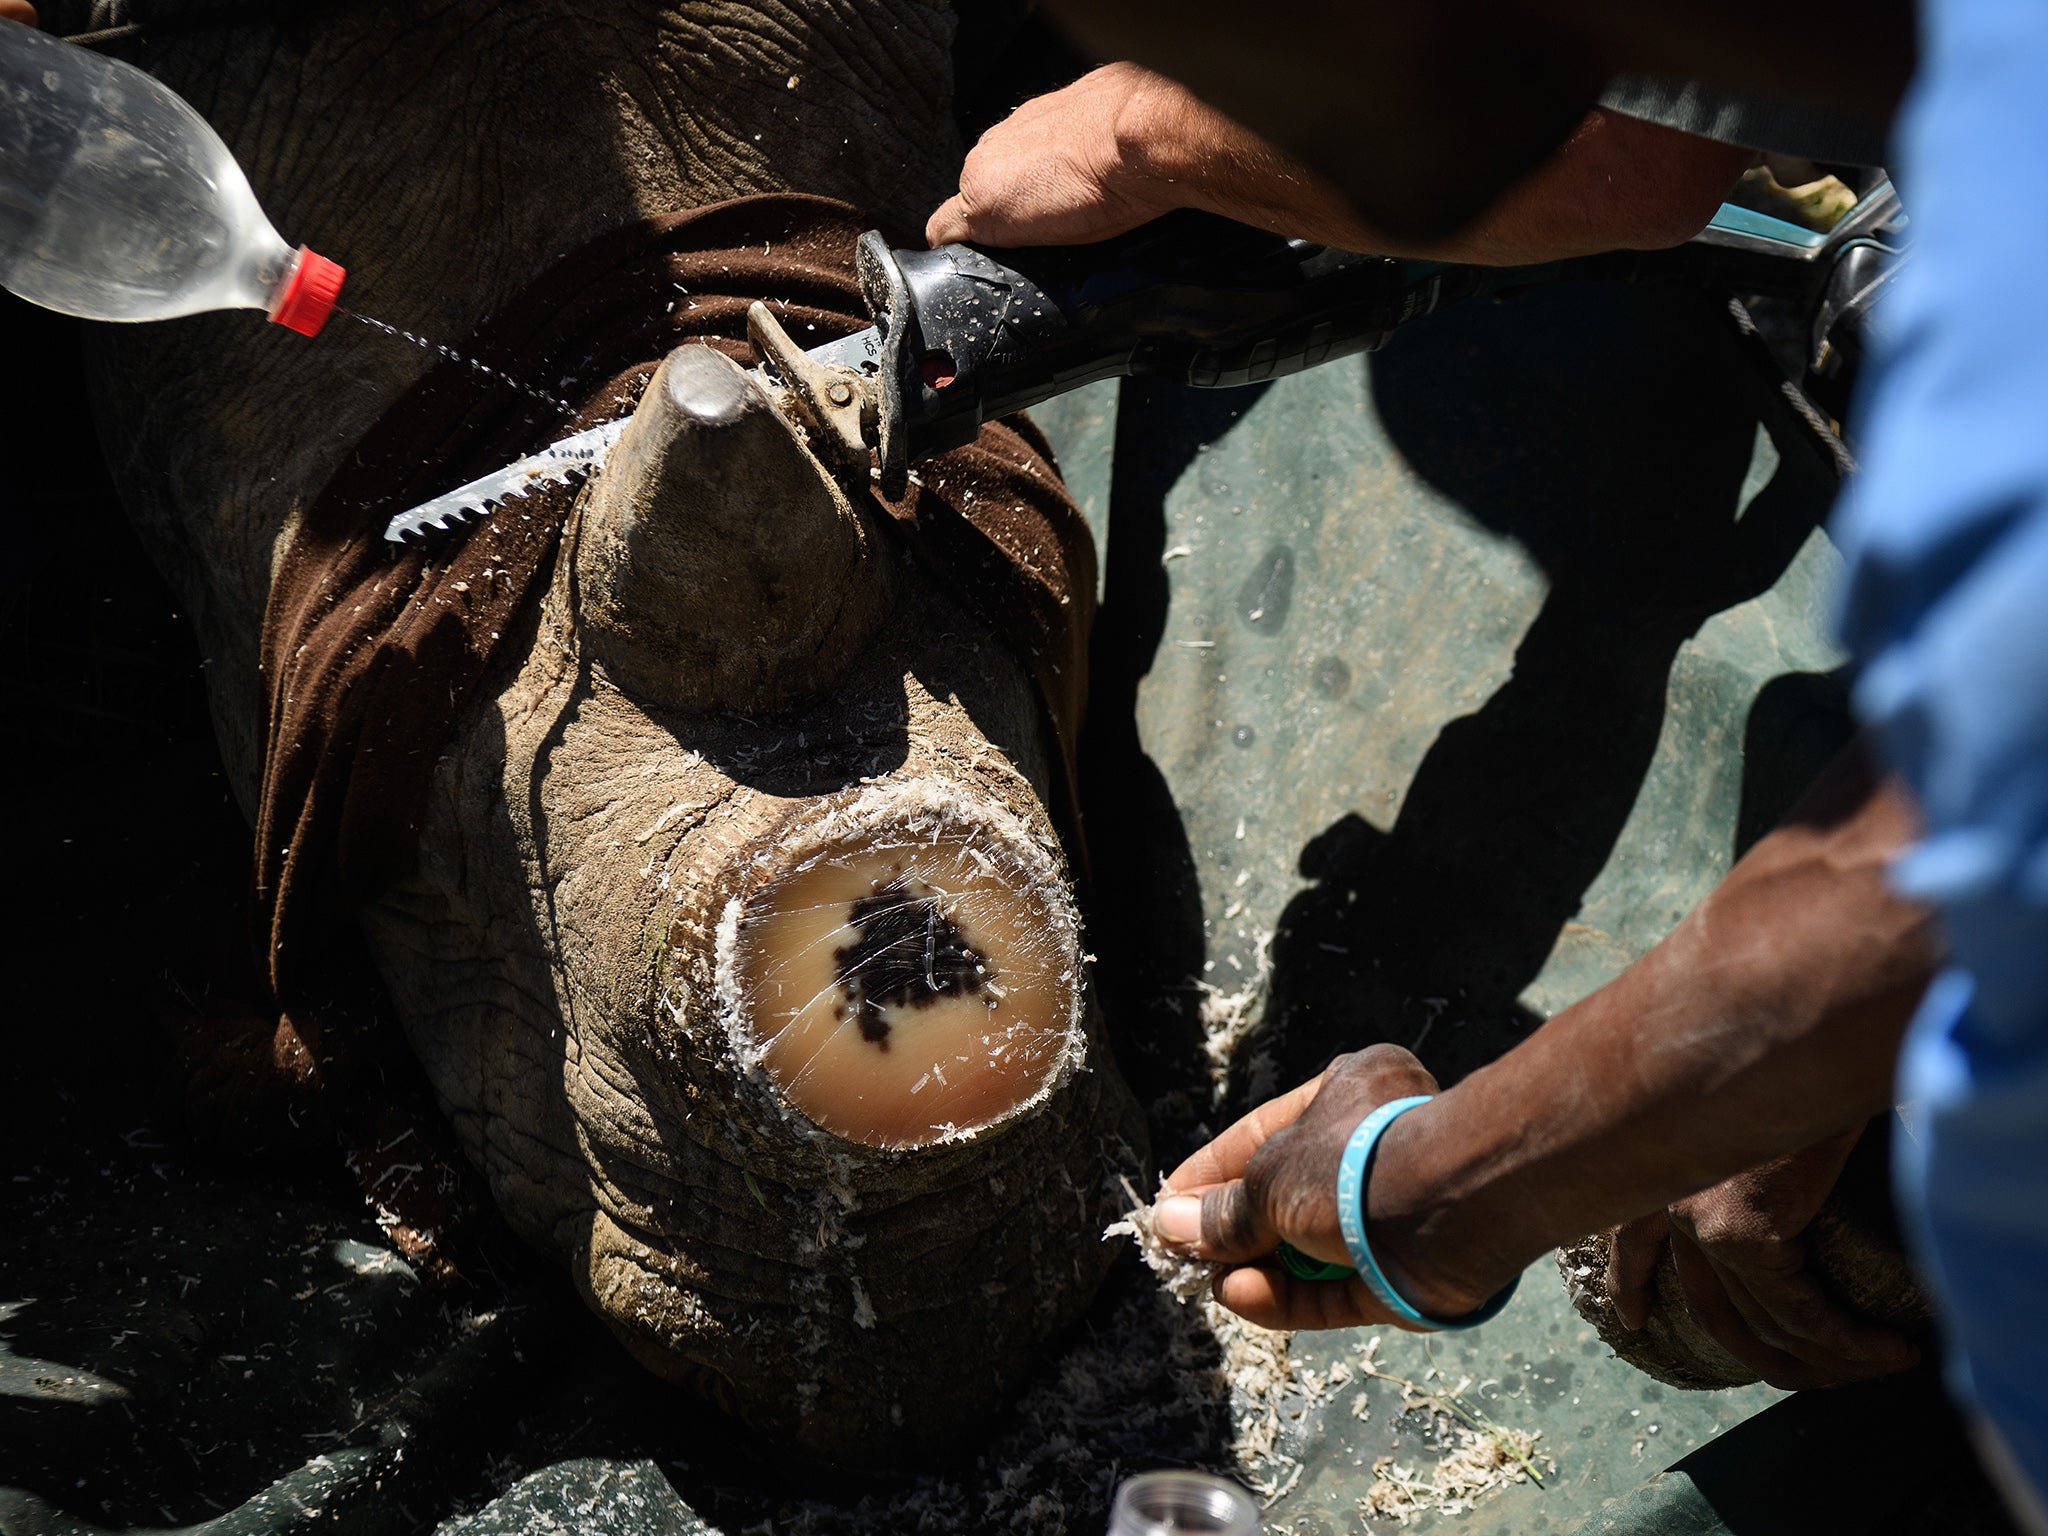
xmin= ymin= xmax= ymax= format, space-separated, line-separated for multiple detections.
xmin=1832 ymin=0 xmax=2048 ymax=1506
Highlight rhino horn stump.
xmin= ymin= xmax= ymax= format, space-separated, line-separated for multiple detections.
xmin=573 ymin=342 xmax=893 ymax=714
xmin=576 ymin=784 xmax=1115 ymax=1465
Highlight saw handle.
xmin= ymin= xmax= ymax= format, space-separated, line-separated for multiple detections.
xmin=864 ymin=210 xmax=1468 ymax=486
xmin=862 ymin=186 xmax=1906 ymax=493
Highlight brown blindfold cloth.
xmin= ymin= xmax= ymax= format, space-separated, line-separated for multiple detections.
xmin=256 ymin=192 xmax=1097 ymax=1014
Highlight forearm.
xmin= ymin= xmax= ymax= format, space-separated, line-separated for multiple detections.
xmin=1047 ymin=1 xmax=1909 ymax=246
xmin=1370 ymin=762 xmax=1937 ymax=1315
xmin=932 ymin=62 xmax=1749 ymax=262
xmin=1117 ymin=69 xmax=1749 ymax=262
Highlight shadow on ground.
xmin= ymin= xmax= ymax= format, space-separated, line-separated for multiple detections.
xmin=1238 ymin=283 xmax=1845 ymax=1094
xmin=1080 ymin=378 xmax=1272 ymax=1158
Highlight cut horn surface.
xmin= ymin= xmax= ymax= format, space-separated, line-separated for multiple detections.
xmin=715 ymin=783 xmax=1086 ymax=1151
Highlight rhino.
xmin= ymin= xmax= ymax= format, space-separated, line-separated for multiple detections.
xmin=46 ymin=0 xmax=1145 ymax=1465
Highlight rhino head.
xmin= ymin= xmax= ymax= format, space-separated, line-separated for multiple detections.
xmin=59 ymin=0 xmax=1147 ymax=1464
xmin=366 ymin=335 xmax=1143 ymax=1461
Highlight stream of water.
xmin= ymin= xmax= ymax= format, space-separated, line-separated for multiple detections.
xmin=338 ymin=307 xmax=575 ymax=416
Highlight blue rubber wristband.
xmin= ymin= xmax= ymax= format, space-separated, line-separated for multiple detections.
xmin=1335 ymin=1095 xmax=1519 ymax=1331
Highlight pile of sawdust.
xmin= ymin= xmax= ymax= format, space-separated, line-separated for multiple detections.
xmin=1196 ymin=930 xmax=1277 ymax=1106
xmin=1105 ymin=1179 xmax=1308 ymax=1501
xmin=1108 ymin=1183 xmax=1556 ymax=1523
xmin=1202 ymin=1295 xmax=1306 ymax=1502
xmin=1350 ymin=1335 xmax=1554 ymax=1526
xmin=1358 ymin=1422 xmax=1549 ymax=1525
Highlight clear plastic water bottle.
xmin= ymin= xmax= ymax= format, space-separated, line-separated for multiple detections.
xmin=1107 ymin=1471 xmax=1261 ymax=1536
xmin=0 ymin=22 xmax=343 ymax=333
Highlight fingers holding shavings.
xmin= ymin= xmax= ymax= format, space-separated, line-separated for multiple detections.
xmin=1104 ymin=1176 xmax=1226 ymax=1303
xmin=1107 ymin=1178 xmax=1560 ymax=1519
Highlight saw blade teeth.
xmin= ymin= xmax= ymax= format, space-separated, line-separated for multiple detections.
xmin=381 ymin=416 xmax=631 ymax=545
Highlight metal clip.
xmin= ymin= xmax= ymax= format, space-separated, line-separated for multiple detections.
xmin=746 ymin=301 xmax=876 ymax=477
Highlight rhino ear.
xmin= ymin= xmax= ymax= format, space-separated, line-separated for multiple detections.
xmin=572 ymin=343 xmax=893 ymax=714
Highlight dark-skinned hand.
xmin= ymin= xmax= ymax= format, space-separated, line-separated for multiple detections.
xmin=1153 ymin=1044 xmax=1450 ymax=1331
xmin=1606 ymin=1127 xmax=1920 ymax=1389
xmin=0 ymin=4 xmax=40 ymax=25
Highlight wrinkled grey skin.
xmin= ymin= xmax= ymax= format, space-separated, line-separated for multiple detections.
xmin=50 ymin=0 xmax=1146 ymax=1464
xmin=75 ymin=0 xmax=967 ymax=780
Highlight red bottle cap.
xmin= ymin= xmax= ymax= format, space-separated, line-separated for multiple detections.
xmin=268 ymin=246 xmax=346 ymax=337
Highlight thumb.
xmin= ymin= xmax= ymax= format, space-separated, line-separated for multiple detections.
xmin=1607 ymin=1211 xmax=1670 ymax=1331
xmin=926 ymin=196 xmax=972 ymax=248
xmin=1198 ymin=1178 xmax=1283 ymax=1265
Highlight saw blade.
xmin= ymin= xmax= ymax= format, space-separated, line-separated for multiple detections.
xmin=381 ymin=327 xmax=885 ymax=548
xmin=382 ymin=418 xmax=632 ymax=545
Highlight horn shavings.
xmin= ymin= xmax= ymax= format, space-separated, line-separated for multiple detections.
xmin=1108 ymin=1183 xmax=1555 ymax=1522
xmin=1351 ymin=1335 xmax=1554 ymax=1526
xmin=1105 ymin=1179 xmax=1317 ymax=1505
xmin=1196 ymin=929 xmax=1276 ymax=1108
xmin=1206 ymin=1299 xmax=1309 ymax=1505
xmin=1358 ymin=1434 xmax=1549 ymax=1526
xmin=1103 ymin=1177 xmax=1223 ymax=1304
